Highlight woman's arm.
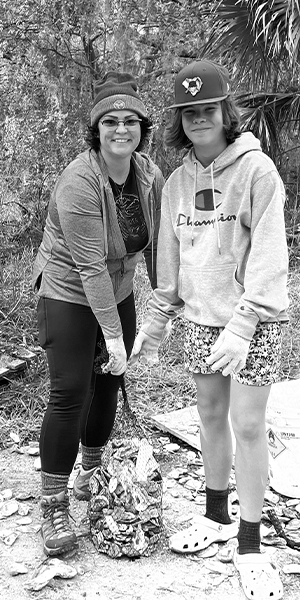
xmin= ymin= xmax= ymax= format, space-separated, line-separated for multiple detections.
xmin=143 ymin=167 xmax=164 ymax=289
xmin=56 ymin=163 xmax=123 ymax=340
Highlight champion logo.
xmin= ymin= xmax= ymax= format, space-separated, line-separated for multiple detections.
xmin=195 ymin=189 xmax=222 ymax=211
xmin=113 ymin=100 xmax=126 ymax=109
xmin=182 ymin=76 xmax=203 ymax=96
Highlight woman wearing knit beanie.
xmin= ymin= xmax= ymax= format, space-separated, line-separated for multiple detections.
xmin=32 ymin=71 xmax=164 ymax=556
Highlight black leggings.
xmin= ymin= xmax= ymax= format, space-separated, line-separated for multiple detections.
xmin=37 ymin=293 xmax=136 ymax=475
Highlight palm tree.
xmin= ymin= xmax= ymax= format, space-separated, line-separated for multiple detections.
xmin=201 ymin=0 xmax=300 ymax=257
xmin=202 ymin=0 xmax=300 ymax=162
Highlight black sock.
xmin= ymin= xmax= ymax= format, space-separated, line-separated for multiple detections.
xmin=238 ymin=517 xmax=261 ymax=554
xmin=205 ymin=486 xmax=232 ymax=525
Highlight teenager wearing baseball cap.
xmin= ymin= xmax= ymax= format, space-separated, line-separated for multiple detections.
xmin=32 ymin=71 xmax=164 ymax=555
xmin=131 ymin=59 xmax=288 ymax=599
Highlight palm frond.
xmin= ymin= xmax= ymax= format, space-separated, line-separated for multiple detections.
xmin=201 ymin=0 xmax=273 ymax=88
xmin=287 ymin=0 xmax=300 ymax=63
xmin=201 ymin=0 xmax=300 ymax=88
xmin=238 ymin=96 xmax=280 ymax=159
xmin=252 ymin=0 xmax=300 ymax=64
xmin=237 ymin=91 xmax=300 ymax=159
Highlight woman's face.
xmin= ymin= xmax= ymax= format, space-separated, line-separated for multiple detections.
xmin=181 ymin=102 xmax=227 ymax=154
xmin=97 ymin=110 xmax=141 ymax=161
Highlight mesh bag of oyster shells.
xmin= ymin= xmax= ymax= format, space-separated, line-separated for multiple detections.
xmin=88 ymin=371 xmax=163 ymax=558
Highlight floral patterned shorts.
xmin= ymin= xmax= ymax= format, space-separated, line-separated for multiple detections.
xmin=184 ymin=321 xmax=283 ymax=386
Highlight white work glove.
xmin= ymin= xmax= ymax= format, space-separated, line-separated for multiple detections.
xmin=103 ymin=335 xmax=127 ymax=376
xmin=162 ymin=319 xmax=172 ymax=341
xmin=129 ymin=330 xmax=160 ymax=366
xmin=129 ymin=318 xmax=172 ymax=367
xmin=205 ymin=329 xmax=251 ymax=377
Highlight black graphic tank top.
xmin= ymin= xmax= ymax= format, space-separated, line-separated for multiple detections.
xmin=109 ymin=164 xmax=148 ymax=254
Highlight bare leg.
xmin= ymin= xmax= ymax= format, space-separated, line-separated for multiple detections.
xmin=194 ymin=372 xmax=232 ymax=489
xmin=230 ymin=381 xmax=270 ymax=522
xmin=169 ymin=373 xmax=237 ymax=553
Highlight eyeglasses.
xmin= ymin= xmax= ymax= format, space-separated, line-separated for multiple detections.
xmin=100 ymin=117 xmax=142 ymax=129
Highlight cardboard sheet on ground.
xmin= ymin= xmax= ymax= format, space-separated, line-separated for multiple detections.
xmin=151 ymin=380 xmax=300 ymax=461
xmin=151 ymin=404 xmax=236 ymax=453
xmin=151 ymin=404 xmax=201 ymax=451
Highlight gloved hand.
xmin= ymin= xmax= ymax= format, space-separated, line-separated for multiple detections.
xmin=103 ymin=335 xmax=127 ymax=376
xmin=162 ymin=319 xmax=172 ymax=341
xmin=129 ymin=330 xmax=160 ymax=366
xmin=205 ymin=329 xmax=251 ymax=377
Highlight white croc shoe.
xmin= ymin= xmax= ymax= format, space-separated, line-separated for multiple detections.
xmin=169 ymin=516 xmax=238 ymax=554
xmin=234 ymin=550 xmax=283 ymax=600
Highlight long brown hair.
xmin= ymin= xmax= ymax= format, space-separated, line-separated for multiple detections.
xmin=164 ymin=97 xmax=241 ymax=150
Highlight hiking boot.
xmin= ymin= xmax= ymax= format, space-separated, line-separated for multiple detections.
xmin=40 ymin=490 xmax=78 ymax=556
xmin=73 ymin=466 xmax=97 ymax=501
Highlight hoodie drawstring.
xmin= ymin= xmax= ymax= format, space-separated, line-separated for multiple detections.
xmin=191 ymin=162 xmax=197 ymax=246
xmin=150 ymin=194 xmax=154 ymax=276
xmin=192 ymin=160 xmax=221 ymax=254
xmin=210 ymin=162 xmax=221 ymax=255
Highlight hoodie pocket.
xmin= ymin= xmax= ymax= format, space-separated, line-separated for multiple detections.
xmin=178 ymin=263 xmax=244 ymax=325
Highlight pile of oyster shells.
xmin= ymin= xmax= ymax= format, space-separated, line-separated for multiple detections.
xmin=88 ymin=437 xmax=163 ymax=558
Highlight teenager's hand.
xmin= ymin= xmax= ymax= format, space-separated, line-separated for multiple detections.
xmin=205 ymin=329 xmax=251 ymax=377
xmin=129 ymin=330 xmax=160 ymax=366
xmin=162 ymin=320 xmax=172 ymax=341
xmin=103 ymin=336 xmax=127 ymax=376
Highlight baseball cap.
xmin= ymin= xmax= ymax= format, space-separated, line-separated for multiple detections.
xmin=167 ymin=59 xmax=231 ymax=109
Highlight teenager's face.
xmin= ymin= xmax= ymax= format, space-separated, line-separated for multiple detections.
xmin=97 ymin=110 xmax=141 ymax=160
xmin=181 ymin=102 xmax=227 ymax=153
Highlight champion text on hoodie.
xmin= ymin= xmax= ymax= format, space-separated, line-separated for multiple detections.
xmin=147 ymin=132 xmax=289 ymax=341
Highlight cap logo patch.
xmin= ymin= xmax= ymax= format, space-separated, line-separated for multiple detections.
xmin=113 ymin=100 xmax=126 ymax=109
xmin=182 ymin=76 xmax=203 ymax=96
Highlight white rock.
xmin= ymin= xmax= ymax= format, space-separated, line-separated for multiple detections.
xmin=16 ymin=516 xmax=32 ymax=525
xmin=34 ymin=457 xmax=41 ymax=471
xmin=1 ymin=489 xmax=13 ymax=501
xmin=10 ymin=562 xmax=29 ymax=575
xmin=165 ymin=443 xmax=180 ymax=452
xmin=0 ymin=500 xmax=19 ymax=519
xmin=28 ymin=447 xmax=40 ymax=456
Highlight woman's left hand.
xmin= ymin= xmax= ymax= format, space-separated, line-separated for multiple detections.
xmin=206 ymin=329 xmax=251 ymax=377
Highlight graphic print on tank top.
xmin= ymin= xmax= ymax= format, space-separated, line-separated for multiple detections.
xmin=109 ymin=165 xmax=148 ymax=254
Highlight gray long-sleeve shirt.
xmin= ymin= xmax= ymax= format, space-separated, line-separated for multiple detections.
xmin=32 ymin=149 xmax=164 ymax=339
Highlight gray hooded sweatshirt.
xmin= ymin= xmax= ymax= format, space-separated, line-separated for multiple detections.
xmin=144 ymin=132 xmax=289 ymax=341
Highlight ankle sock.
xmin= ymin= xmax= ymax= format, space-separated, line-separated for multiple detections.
xmin=81 ymin=444 xmax=103 ymax=471
xmin=41 ymin=471 xmax=69 ymax=497
xmin=238 ymin=517 xmax=261 ymax=554
xmin=205 ymin=486 xmax=232 ymax=525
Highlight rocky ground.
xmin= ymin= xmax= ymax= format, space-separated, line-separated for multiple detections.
xmin=1 ymin=433 xmax=300 ymax=600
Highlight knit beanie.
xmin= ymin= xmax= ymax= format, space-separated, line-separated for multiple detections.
xmin=167 ymin=59 xmax=231 ymax=109
xmin=90 ymin=71 xmax=148 ymax=126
